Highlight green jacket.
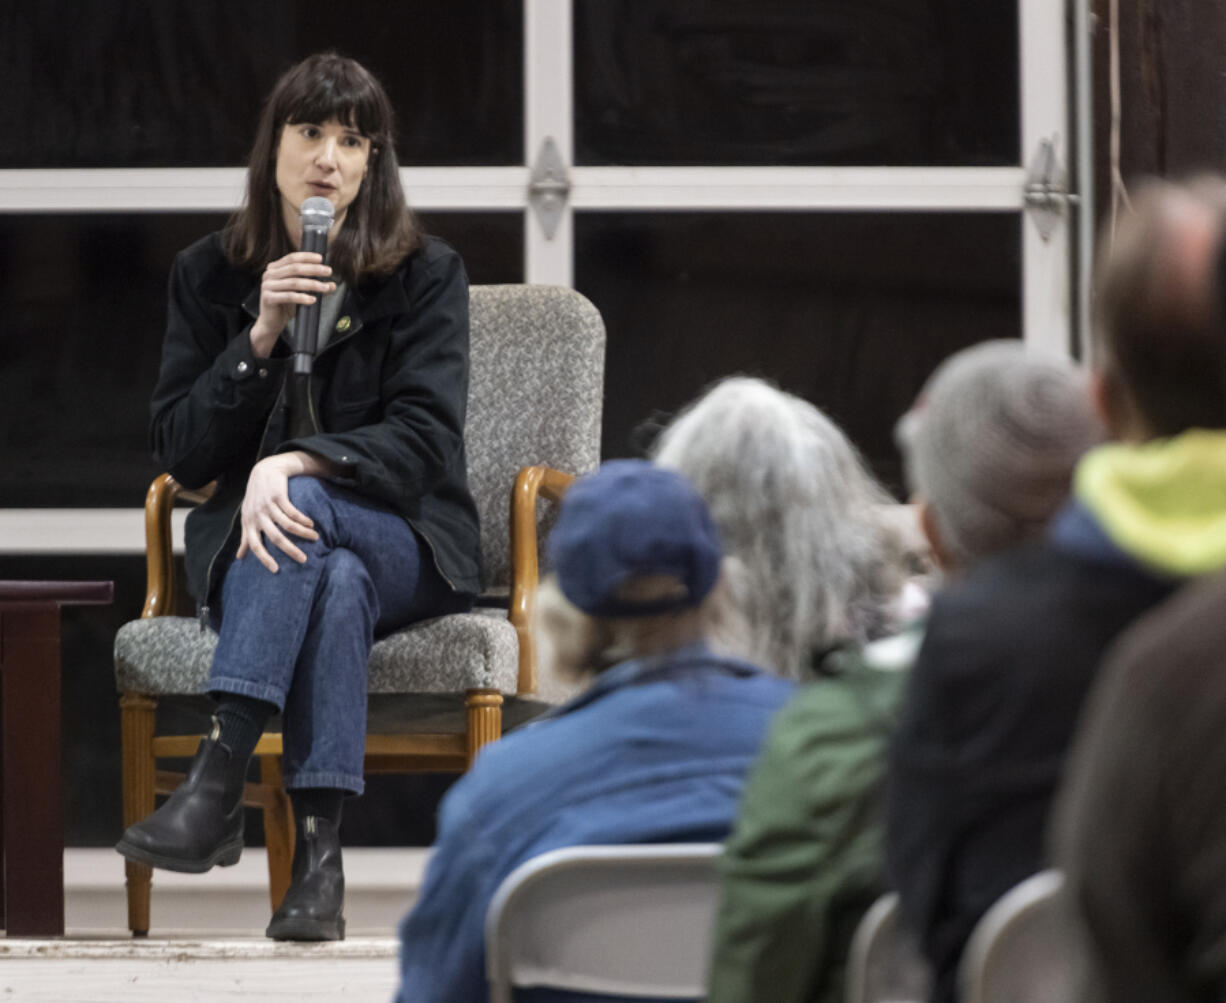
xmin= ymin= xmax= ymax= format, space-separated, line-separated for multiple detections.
xmin=705 ymin=629 xmax=917 ymax=1003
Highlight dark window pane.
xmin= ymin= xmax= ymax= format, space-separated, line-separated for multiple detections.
xmin=418 ymin=212 xmax=524 ymax=286
xmin=0 ymin=212 xmax=521 ymax=508
xmin=2 ymin=0 xmax=522 ymax=167
xmin=575 ymin=0 xmax=1018 ymax=166
xmin=0 ymin=214 xmax=225 ymax=508
xmin=575 ymin=212 xmax=1021 ymax=493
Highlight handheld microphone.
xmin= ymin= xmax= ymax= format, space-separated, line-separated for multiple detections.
xmin=292 ymin=196 xmax=335 ymax=373
xmin=287 ymin=196 xmax=335 ymax=439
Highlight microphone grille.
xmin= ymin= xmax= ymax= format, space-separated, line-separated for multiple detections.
xmin=300 ymin=196 xmax=335 ymax=232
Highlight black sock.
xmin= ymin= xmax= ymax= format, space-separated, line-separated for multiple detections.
xmin=290 ymin=788 xmax=344 ymax=829
xmin=213 ymin=694 xmax=276 ymax=763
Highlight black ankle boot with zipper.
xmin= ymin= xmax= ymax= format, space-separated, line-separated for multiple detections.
xmin=265 ymin=815 xmax=346 ymax=941
xmin=115 ymin=720 xmax=247 ymax=873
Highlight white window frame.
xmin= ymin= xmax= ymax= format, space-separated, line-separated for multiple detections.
xmin=0 ymin=0 xmax=1085 ymax=554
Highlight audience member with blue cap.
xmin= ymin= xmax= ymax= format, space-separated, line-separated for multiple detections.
xmin=397 ymin=459 xmax=795 ymax=1003
xmin=548 ymin=459 xmax=723 ymax=618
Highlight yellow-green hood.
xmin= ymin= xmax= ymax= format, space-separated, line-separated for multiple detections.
xmin=1076 ymin=430 xmax=1226 ymax=577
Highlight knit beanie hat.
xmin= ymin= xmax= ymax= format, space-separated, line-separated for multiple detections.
xmin=896 ymin=340 xmax=1103 ymax=566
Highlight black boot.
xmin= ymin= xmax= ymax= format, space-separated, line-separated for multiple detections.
xmin=265 ymin=815 xmax=345 ymax=941
xmin=115 ymin=722 xmax=246 ymax=874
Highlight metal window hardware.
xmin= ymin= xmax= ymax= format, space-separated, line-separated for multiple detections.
xmin=528 ymin=137 xmax=571 ymax=240
xmin=1024 ymin=136 xmax=1080 ymax=241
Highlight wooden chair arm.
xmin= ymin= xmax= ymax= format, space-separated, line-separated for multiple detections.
xmin=141 ymin=473 xmax=215 ymax=619
xmin=508 ymin=465 xmax=575 ymax=695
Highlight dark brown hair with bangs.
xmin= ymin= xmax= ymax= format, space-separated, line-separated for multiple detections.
xmin=222 ymin=52 xmax=422 ymax=284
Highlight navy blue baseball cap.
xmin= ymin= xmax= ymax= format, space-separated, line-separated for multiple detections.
xmin=547 ymin=459 xmax=724 ymax=618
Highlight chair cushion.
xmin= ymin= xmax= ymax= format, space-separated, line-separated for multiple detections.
xmin=114 ymin=610 xmax=520 ymax=697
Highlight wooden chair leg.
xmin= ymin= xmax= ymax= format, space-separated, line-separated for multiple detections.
xmin=465 ymin=688 xmax=503 ymax=767
xmin=260 ymin=755 xmax=295 ymax=912
xmin=119 ymin=692 xmax=157 ymax=937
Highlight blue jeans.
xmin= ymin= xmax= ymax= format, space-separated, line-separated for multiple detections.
xmin=208 ymin=477 xmax=470 ymax=794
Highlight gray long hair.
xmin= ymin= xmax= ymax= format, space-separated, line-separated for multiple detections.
xmin=652 ymin=376 xmax=907 ymax=678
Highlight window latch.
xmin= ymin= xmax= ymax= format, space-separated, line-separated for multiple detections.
xmin=528 ymin=137 xmax=571 ymax=241
xmin=1024 ymin=136 xmax=1080 ymax=242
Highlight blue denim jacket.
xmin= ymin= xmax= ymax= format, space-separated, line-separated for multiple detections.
xmin=395 ymin=644 xmax=795 ymax=1003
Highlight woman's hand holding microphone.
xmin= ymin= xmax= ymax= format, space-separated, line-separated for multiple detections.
xmin=249 ymin=251 xmax=336 ymax=358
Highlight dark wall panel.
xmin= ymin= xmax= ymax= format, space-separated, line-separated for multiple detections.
xmin=1089 ymin=0 xmax=1226 ymax=227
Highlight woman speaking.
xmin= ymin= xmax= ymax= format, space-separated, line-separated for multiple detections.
xmin=116 ymin=52 xmax=480 ymax=942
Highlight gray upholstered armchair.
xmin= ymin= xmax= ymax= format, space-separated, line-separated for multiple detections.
xmin=113 ymin=284 xmax=605 ymax=936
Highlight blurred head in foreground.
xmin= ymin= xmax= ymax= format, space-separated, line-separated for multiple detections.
xmin=1092 ymin=175 xmax=1226 ymax=441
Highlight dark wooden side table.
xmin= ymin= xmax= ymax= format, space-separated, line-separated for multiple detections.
xmin=0 ymin=580 xmax=114 ymax=936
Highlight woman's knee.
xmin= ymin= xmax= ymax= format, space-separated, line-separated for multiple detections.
xmin=286 ymin=475 xmax=333 ymax=518
xmin=320 ymin=548 xmax=379 ymax=612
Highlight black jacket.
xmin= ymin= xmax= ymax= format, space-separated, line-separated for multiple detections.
xmin=886 ymin=522 xmax=1175 ymax=1003
xmin=150 ymin=231 xmax=481 ymax=607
